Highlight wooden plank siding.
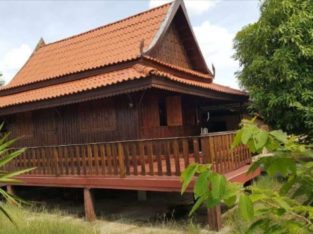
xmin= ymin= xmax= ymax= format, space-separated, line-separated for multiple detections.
xmin=7 ymin=91 xmax=211 ymax=147
xmin=6 ymin=132 xmax=252 ymax=178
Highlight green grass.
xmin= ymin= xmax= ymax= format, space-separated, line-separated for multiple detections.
xmin=0 ymin=204 xmax=99 ymax=234
xmin=0 ymin=176 xmax=279 ymax=234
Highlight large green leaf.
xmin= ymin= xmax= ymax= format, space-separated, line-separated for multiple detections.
xmin=231 ymin=129 xmax=243 ymax=149
xmin=266 ymin=157 xmax=296 ymax=176
xmin=254 ymin=131 xmax=269 ymax=151
xmin=210 ymin=173 xmax=226 ymax=200
xmin=193 ymin=170 xmax=210 ymax=199
xmin=189 ymin=195 xmax=206 ymax=216
xmin=180 ymin=163 xmax=199 ymax=194
xmin=239 ymin=194 xmax=254 ymax=221
xmin=242 ymin=128 xmax=253 ymax=144
xmin=270 ymin=130 xmax=288 ymax=144
xmin=0 ymin=148 xmax=26 ymax=168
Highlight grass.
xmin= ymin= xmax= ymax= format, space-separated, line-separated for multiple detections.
xmin=0 ymin=176 xmax=279 ymax=234
xmin=0 ymin=204 xmax=99 ymax=234
xmin=0 ymin=204 xmax=210 ymax=234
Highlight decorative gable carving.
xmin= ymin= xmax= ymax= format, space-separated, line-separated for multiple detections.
xmin=150 ymin=23 xmax=192 ymax=69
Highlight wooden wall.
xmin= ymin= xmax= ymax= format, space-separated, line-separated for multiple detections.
xmin=6 ymin=90 xmax=241 ymax=147
xmin=8 ymin=95 xmax=139 ymax=147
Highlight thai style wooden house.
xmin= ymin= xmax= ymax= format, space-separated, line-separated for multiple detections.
xmin=0 ymin=0 xmax=259 ymax=230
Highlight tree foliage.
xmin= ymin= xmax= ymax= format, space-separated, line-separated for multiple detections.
xmin=181 ymin=118 xmax=313 ymax=233
xmin=234 ymin=0 xmax=313 ymax=137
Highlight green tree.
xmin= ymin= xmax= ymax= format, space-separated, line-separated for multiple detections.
xmin=181 ymin=118 xmax=313 ymax=233
xmin=234 ymin=0 xmax=313 ymax=137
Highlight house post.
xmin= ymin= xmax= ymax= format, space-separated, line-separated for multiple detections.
xmin=84 ymin=188 xmax=96 ymax=222
xmin=207 ymin=205 xmax=222 ymax=231
xmin=6 ymin=185 xmax=14 ymax=195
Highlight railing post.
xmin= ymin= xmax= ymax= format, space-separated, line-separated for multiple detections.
xmin=117 ymin=143 xmax=126 ymax=178
xmin=201 ymin=137 xmax=211 ymax=164
xmin=53 ymin=147 xmax=60 ymax=176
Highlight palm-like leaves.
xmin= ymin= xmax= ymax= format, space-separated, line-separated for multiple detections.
xmin=0 ymin=123 xmax=34 ymax=223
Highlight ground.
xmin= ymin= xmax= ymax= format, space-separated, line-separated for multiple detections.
xmin=0 ymin=187 xmax=237 ymax=234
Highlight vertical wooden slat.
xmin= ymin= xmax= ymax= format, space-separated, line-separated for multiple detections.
xmin=106 ymin=144 xmax=113 ymax=175
xmin=123 ymin=143 xmax=130 ymax=175
xmin=99 ymin=144 xmax=106 ymax=175
xmin=63 ymin=147 xmax=69 ymax=175
xmin=117 ymin=143 xmax=126 ymax=178
xmin=165 ymin=141 xmax=172 ymax=176
xmin=81 ymin=145 xmax=87 ymax=175
xmin=131 ymin=143 xmax=138 ymax=176
xmin=138 ymin=142 xmax=146 ymax=175
xmin=111 ymin=144 xmax=118 ymax=175
xmin=53 ymin=147 xmax=60 ymax=176
xmin=87 ymin=145 xmax=93 ymax=175
xmin=75 ymin=145 xmax=81 ymax=175
xmin=193 ymin=138 xmax=200 ymax=163
xmin=201 ymin=137 xmax=210 ymax=164
xmin=173 ymin=139 xmax=180 ymax=176
xmin=71 ymin=146 xmax=77 ymax=175
xmin=93 ymin=144 xmax=100 ymax=175
xmin=155 ymin=141 xmax=163 ymax=176
xmin=33 ymin=148 xmax=38 ymax=174
xmin=147 ymin=142 xmax=154 ymax=176
xmin=182 ymin=139 xmax=189 ymax=167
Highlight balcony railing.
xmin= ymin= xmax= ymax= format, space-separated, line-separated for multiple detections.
xmin=5 ymin=131 xmax=251 ymax=178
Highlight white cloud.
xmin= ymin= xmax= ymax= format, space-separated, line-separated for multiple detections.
xmin=0 ymin=44 xmax=32 ymax=84
xmin=194 ymin=21 xmax=239 ymax=88
xmin=149 ymin=0 xmax=216 ymax=15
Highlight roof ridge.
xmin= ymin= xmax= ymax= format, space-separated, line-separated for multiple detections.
xmin=42 ymin=2 xmax=173 ymax=48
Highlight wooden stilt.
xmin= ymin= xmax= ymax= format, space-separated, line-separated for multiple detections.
xmin=6 ymin=185 xmax=14 ymax=195
xmin=207 ymin=205 xmax=222 ymax=231
xmin=83 ymin=188 xmax=96 ymax=222
xmin=137 ymin=191 xmax=147 ymax=201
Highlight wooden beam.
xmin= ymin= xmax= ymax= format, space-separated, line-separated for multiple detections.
xmin=207 ymin=205 xmax=222 ymax=231
xmin=83 ymin=188 xmax=96 ymax=222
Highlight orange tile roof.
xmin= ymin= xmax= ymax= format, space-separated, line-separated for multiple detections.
xmin=0 ymin=64 xmax=246 ymax=109
xmin=4 ymin=3 xmax=172 ymax=89
xmin=0 ymin=1 xmax=247 ymax=110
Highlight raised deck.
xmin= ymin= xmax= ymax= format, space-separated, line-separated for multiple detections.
xmin=4 ymin=131 xmax=260 ymax=230
xmin=6 ymin=131 xmax=257 ymax=190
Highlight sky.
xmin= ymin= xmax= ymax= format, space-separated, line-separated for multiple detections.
xmin=0 ymin=0 xmax=261 ymax=88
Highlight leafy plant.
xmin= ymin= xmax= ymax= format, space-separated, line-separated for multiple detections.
xmin=0 ymin=123 xmax=34 ymax=224
xmin=181 ymin=118 xmax=313 ymax=233
xmin=234 ymin=0 xmax=313 ymax=138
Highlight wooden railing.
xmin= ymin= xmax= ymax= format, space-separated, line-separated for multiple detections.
xmin=5 ymin=131 xmax=251 ymax=177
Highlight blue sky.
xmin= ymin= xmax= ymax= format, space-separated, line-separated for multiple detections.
xmin=0 ymin=0 xmax=261 ymax=88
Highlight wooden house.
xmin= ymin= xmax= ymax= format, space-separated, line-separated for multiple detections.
xmin=0 ymin=0 xmax=259 ymax=230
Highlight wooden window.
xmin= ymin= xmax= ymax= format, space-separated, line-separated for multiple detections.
xmin=79 ymin=100 xmax=116 ymax=132
xmin=16 ymin=112 xmax=33 ymax=137
xmin=166 ymin=96 xmax=183 ymax=126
